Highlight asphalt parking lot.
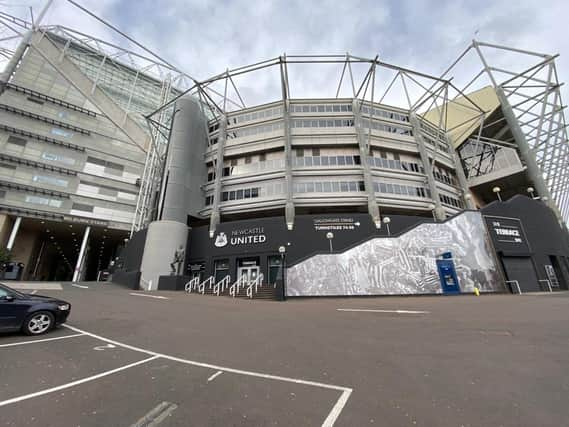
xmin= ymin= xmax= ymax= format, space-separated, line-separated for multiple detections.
xmin=1 ymin=282 xmax=569 ymax=426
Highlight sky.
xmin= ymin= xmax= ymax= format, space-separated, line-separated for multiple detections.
xmin=1 ymin=0 xmax=568 ymax=110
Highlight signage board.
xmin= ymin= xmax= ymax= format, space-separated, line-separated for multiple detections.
xmin=312 ymin=217 xmax=362 ymax=231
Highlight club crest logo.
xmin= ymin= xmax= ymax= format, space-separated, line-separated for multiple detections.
xmin=214 ymin=232 xmax=228 ymax=247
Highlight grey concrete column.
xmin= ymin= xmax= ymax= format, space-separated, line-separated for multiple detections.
xmin=6 ymin=216 xmax=22 ymax=251
xmin=140 ymin=220 xmax=188 ymax=290
xmin=161 ymin=97 xmax=208 ymax=224
xmin=209 ymin=115 xmax=227 ymax=237
xmin=495 ymin=87 xmax=563 ymax=223
xmin=409 ymin=113 xmax=446 ymax=220
xmin=283 ymin=101 xmax=295 ymax=230
xmin=353 ymin=100 xmax=381 ymax=228
xmin=72 ymin=226 xmax=90 ymax=283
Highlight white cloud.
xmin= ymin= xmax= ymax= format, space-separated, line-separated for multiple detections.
xmin=2 ymin=0 xmax=568 ymax=107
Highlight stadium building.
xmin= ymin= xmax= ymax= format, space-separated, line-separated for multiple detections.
xmin=0 ymin=10 xmax=192 ymax=281
xmin=1 ymin=6 xmax=568 ymax=297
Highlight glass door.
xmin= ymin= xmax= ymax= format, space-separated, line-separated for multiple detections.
xmin=238 ymin=266 xmax=260 ymax=283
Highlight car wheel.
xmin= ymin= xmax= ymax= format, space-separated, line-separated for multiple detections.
xmin=23 ymin=311 xmax=55 ymax=336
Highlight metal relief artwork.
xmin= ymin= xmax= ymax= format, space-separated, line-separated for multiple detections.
xmin=170 ymin=246 xmax=185 ymax=276
xmin=287 ymin=212 xmax=504 ymax=296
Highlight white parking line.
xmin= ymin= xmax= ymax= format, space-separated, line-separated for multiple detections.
xmin=131 ymin=401 xmax=178 ymax=427
xmin=0 ymin=356 xmax=159 ymax=408
xmin=323 ymin=389 xmax=352 ymax=427
xmin=62 ymin=324 xmax=352 ymax=426
xmin=337 ymin=308 xmax=430 ymax=314
xmin=129 ymin=293 xmax=169 ymax=300
xmin=207 ymin=370 xmax=223 ymax=382
xmin=0 ymin=333 xmax=85 ymax=348
xmin=71 ymin=283 xmax=89 ymax=289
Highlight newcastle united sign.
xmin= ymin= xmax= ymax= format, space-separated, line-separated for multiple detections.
xmin=214 ymin=227 xmax=267 ymax=248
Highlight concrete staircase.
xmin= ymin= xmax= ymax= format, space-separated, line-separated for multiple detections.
xmin=185 ymin=275 xmax=280 ymax=300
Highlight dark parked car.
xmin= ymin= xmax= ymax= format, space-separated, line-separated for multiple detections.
xmin=0 ymin=282 xmax=71 ymax=335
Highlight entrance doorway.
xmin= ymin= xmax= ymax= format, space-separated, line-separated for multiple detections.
xmin=237 ymin=257 xmax=260 ymax=283
xmin=238 ymin=265 xmax=260 ymax=283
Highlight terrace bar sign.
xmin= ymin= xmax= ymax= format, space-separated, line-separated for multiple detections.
xmin=485 ymin=216 xmax=526 ymax=244
xmin=214 ymin=227 xmax=267 ymax=248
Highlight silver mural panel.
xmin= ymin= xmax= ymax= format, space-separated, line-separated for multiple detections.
xmin=287 ymin=211 xmax=504 ymax=296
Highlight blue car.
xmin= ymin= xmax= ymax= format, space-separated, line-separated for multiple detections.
xmin=0 ymin=282 xmax=71 ymax=335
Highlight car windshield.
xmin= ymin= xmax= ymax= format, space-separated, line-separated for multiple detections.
xmin=0 ymin=283 xmax=26 ymax=298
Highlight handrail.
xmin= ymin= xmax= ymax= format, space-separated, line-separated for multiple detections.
xmin=246 ymin=273 xmax=264 ymax=299
xmin=199 ymin=276 xmax=215 ymax=294
xmin=229 ymin=274 xmax=247 ymax=298
xmin=140 ymin=276 xmax=153 ymax=291
xmin=185 ymin=276 xmax=200 ymax=293
xmin=214 ymin=275 xmax=231 ymax=296
xmin=505 ymin=280 xmax=521 ymax=294
xmin=538 ymin=279 xmax=553 ymax=292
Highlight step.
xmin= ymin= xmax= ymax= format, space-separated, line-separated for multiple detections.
xmin=186 ymin=284 xmax=279 ymax=300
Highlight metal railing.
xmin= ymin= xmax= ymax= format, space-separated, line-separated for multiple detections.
xmin=213 ymin=275 xmax=231 ymax=296
xmin=199 ymin=276 xmax=215 ymax=294
xmin=246 ymin=273 xmax=264 ymax=299
xmin=538 ymin=279 xmax=553 ymax=292
xmin=505 ymin=280 xmax=521 ymax=294
xmin=229 ymin=275 xmax=247 ymax=298
xmin=184 ymin=277 xmax=200 ymax=293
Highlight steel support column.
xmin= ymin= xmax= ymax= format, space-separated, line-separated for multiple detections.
xmin=450 ymin=143 xmax=475 ymax=209
xmin=0 ymin=31 xmax=31 ymax=91
xmin=208 ymin=116 xmax=227 ymax=237
xmin=6 ymin=216 xmax=21 ymax=251
xmin=282 ymin=102 xmax=295 ymax=230
xmin=72 ymin=226 xmax=90 ymax=283
xmin=409 ymin=113 xmax=446 ymax=220
xmin=353 ymin=100 xmax=381 ymax=228
xmin=495 ymin=87 xmax=563 ymax=223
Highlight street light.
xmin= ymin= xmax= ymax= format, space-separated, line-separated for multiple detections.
xmin=382 ymin=216 xmax=391 ymax=236
xmin=492 ymin=186 xmax=502 ymax=202
xmin=527 ymin=186 xmax=535 ymax=199
xmin=428 ymin=203 xmax=436 ymax=222
xmin=326 ymin=232 xmax=334 ymax=252
xmin=278 ymin=245 xmax=286 ymax=301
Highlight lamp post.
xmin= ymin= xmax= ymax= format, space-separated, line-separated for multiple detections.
xmin=428 ymin=203 xmax=437 ymax=222
xmin=326 ymin=232 xmax=334 ymax=252
xmin=492 ymin=186 xmax=502 ymax=202
xmin=382 ymin=216 xmax=391 ymax=236
xmin=278 ymin=245 xmax=286 ymax=301
xmin=527 ymin=186 xmax=535 ymax=199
